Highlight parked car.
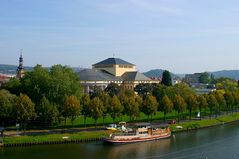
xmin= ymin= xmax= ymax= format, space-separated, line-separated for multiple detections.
xmin=105 ymin=124 xmax=117 ymax=130
xmin=168 ymin=119 xmax=177 ymax=124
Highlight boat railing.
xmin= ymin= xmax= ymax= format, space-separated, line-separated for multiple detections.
xmin=112 ymin=132 xmax=136 ymax=137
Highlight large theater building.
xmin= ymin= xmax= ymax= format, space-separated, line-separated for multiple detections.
xmin=78 ymin=57 xmax=158 ymax=94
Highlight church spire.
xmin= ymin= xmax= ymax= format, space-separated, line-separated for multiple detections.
xmin=16 ymin=50 xmax=25 ymax=78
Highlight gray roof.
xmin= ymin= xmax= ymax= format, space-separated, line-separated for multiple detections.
xmin=122 ymin=71 xmax=152 ymax=81
xmin=78 ymin=69 xmax=121 ymax=81
xmin=93 ymin=58 xmax=135 ymax=66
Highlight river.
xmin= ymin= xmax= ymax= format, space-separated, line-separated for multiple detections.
xmin=1 ymin=122 xmax=239 ymax=159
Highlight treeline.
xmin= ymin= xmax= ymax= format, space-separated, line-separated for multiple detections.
xmin=1 ymin=65 xmax=239 ymax=129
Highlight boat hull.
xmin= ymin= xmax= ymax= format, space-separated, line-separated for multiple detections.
xmin=103 ymin=133 xmax=171 ymax=145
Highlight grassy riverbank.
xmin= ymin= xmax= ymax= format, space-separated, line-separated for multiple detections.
xmin=3 ymin=113 xmax=239 ymax=146
xmin=3 ymin=131 xmax=110 ymax=144
xmin=170 ymin=113 xmax=239 ymax=132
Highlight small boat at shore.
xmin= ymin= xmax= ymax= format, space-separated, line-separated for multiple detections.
xmin=103 ymin=123 xmax=171 ymax=145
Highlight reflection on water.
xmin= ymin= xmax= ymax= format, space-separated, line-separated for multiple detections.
xmin=2 ymin=123 xmax=239 ymax=159
xmin=106 ymin=139 xmax=171 ymax=159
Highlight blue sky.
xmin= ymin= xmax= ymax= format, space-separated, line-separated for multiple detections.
xmin=1 ymin=0 xmax=239 ymax=73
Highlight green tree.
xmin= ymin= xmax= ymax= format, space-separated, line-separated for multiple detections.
xmin=173 ymin=83 xmax=194 ymax=99
xmin=207 ymin=94 xmax=219 ymax=118
xmin=233 ymin=91 xmax=239 ymax=110
xmin=124 ymin=96 xmax=140 ymax=121
xmin=99 ymin=92 xmax=111 ymax=125
xmin=213 ymin=91 xmax=226 ymax=116
xmin=15 ymin=94 xmax=36 ymax=131
xmin=142 ymin=95 xmax=158 ymax=121
xmin=63 ymin=95 xmax=81 ymax=126
xmin=16 ymin=64 xmax=82 ymax=108
xmin=134 ymin=83 xmax=156 ymax=99
xmin=161 ymin=70 xmax=172 ymax=86
xmin=186 ymin=94 xmax=198 ymax=120
xmin=20 ymin=65 xmax=50 ymax=104
xmin=197 ymin=95 xmax=208 ymax=119
xmin=224 ymin=92 xmax=235 ymax=113
xmin=153 ymin=84 xmax=175 ymax=101
xmin=199 ymin=72 xmax=210 ymax=84
xmin=110 ymin=95 xmax=123 ymax=123
xmin=173 ymin=95 xmax=187 ymax=123
xmin=37 ymin=96 xmax=59 ymax=125
xmin=89 ymin=97 xmax=104 ymax=126
xmin=161 ymin=95 xmax=173 ymax=121
xmin=216 ymin=79 xmax=238 ymax=91
xmin=90 ymin=86 xmax=103 ymax=98
xmin=105 ymin=83 xmax=121 ymax=97
xmin=3 ymin=78 xmax=21 ymax=95
xmin=49 ymin=65 xmax=82 ymax=105
xmin=0 ymin=90 xmax=16 ymax=125
xmin=81 ymin=94 xmax=90 ymax=127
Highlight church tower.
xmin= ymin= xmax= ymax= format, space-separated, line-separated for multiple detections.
xmin=16 ymin=51 xmax=25 ymax=78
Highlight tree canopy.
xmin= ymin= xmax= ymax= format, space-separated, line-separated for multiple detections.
xmin=161 ymin=70 xmax=172 ymax=86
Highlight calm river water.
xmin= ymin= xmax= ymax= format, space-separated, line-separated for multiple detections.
xmin=1 ymin=122 xmax=239 ymax=159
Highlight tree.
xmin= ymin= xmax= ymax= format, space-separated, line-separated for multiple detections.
xmin=207 ymin=94 xmax=219 ymax=118
xmin=81 ymin=94 xmax=90 ymax=127
xmin=232 ymin=91 xmax=239 ymax=111
xmin=173 ymin=83 xmax=194 ymax=99
xmin=0 ymin=90 xmax=16 ymax=125
xmin=123 ymin=96 xmax=140 ymax=121
xmin=2 ymin=78 xmax=21 ymax=95
xmin=213 ymin=91 xmax=226 ymax=116
xmin=63 ymin=95 xmax=81 ymax=126
xmin=15 ymin=94 xmax=36 ymax=131
xmin=20 ymin=65 xmax=51 ymax=104
xmin=142 ymin=95 xmax=158 ymax=121
xmin=89 ymin=97 xmax=104 ymax=126
xmin=216 ymin=79 xmax=238 ymax=91
xmin=153 ymin=84 xmax=175 ymax=101
xmin=173 ymin=95 xmax=187 ymax=123
xmin=224 ymin=92 xmax=235 ymax=113
xmin=37 ymin=96 xmax=59 ymax=125
xmin=134 ymin=83 xmax=156 ymax=99
xmin=49 ymin=65 xmax=82 ymax=105
xmin=105 ymin=83 xmax=121 ymax=97
xmin=19 ymin=64 xmax=82 ymax=108
xmin=90 ymin=86 xmax=103 ymax=99
xmin=199 ymin=72 xmax=210 ymax=84
xmin=197 ymin=95 xmax=208 ymax=119
xmin=161 ymin=95 xmax=173 ymax=121
xmin=99 ymin=92 xmax=111 ymax=125
xmin=161 ymin=70 xmax=172 ymax=86
xmin=186 ymin=94 xmax=198 ymax=120
xmin=110 ymin=95 xmax=123 ymax=123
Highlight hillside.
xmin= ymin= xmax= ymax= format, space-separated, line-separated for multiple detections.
xmin=1 ymin=64 xmax=239 ymax=80
xmin=0 ymin=64 xmax=32 ymax=75
xmin=211 ymin=70 xmax=239 ymax=80
xmin=143 ymin=69 xmax=182 ymax=79
xmin=144 ymin=69 xmax=239 ymax=80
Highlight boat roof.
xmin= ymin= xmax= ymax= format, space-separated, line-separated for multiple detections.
xmin=133 ymin=123 xmax=151 ymax=127
xmin=151 ymin=123 xmax=169 ymax=128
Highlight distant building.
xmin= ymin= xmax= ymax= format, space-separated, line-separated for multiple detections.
xmin=0 ymin=74 xmax=12 ymax=87
xmin=183 ymin=73 xmax=202 ymax=84
xmin=78 ymin=57 xmax=159 ymax=94
xmin=16 ymin=52 xmax=25 ymax=79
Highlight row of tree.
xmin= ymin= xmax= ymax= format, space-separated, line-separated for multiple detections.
xmin=1 ymin=82 xmax=239 ymax=128
xmin=1 ymin=65 xmax=239 ymax=129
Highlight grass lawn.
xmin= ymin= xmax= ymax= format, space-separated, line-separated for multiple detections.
xmin=61 ymin=111 xmax=179 ymax=127
xmin=170 ymin=113 xmax=239 ymax=132
xmin=3 ymin=113 xmax=239 ymax=145
xmin=3 ymin=130 xmax=110 ymax=144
